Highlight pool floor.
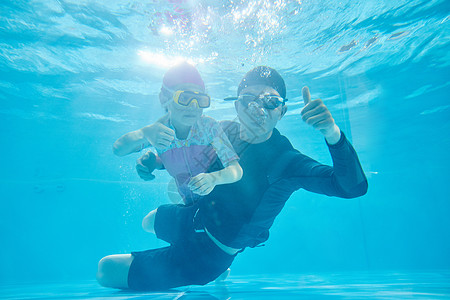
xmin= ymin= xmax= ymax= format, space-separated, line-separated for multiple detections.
xmin=1 ymin=271 xmax=449 ymax=299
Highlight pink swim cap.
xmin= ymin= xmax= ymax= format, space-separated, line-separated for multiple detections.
xmin=162 ymin=62 xmax=205 ymax=91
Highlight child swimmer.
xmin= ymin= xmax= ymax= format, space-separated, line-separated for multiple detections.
xmin=113 ymin=62 xmax=243 ymax=204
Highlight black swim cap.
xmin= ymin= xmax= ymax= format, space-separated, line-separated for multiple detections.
xmin=237 ymin=66 xmax=286 ymax=99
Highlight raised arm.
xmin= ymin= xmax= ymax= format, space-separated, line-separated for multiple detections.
xmin=287 ymin=133 xmax=367 ymax=198
xmin=112 ymin=114 xmax=175 ymax=157
xmin=287 ymin=86 xmax=367 ymax=198
xmin=112 ymin=128 xmax=149 ymax=157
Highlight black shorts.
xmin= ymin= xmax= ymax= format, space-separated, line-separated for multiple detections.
xmin=127 ymin=203 xmax=235 ymax=291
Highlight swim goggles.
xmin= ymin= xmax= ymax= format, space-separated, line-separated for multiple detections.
xmin=225 ymin=94 xmax=287 ymax=110
xmin=163 ymin=85 xmax=211 ymax=108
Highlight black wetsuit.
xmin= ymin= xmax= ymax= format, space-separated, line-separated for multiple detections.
xmin=199 ymin=121 xmax=368 ymax=249
xmin=128 ymin=121 xmax=368 ymax=290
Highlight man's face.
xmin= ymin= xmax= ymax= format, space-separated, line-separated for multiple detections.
xmin=235 ymin=85 xmax=286 ymax=141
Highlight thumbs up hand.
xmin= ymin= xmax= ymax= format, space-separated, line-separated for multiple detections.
xmin=301 ymin=86 xmax=341 ymax=145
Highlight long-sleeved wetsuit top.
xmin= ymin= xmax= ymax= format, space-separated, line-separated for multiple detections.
xmin=199 ymin=121 xmax=368 ymax=249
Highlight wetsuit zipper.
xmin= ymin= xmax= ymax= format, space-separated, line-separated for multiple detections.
xmin=182 ymin=145 xmax=195 ymax=204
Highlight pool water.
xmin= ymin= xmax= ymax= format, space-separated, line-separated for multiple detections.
xmin=1 ymin=0 xmax=449 ymax=298
xmin=1 ymin=272 xmax=450 ymax=299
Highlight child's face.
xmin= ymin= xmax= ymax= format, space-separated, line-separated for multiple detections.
xmin=168 ymin=101 xmax=203 ymax=127
xmin=166 ymin=84 xmax=204 ymax=127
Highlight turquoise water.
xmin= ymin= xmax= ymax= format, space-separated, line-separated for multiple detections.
xmin=1 ymin=272 xmax=450 ymax=299
xmin=1 ymin=0 xmax=449 ymax=298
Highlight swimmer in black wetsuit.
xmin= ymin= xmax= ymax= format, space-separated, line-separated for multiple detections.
xmin=96 ymin=66 xmax=368 ymax=290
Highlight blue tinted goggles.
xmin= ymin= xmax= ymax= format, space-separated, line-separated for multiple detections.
xmin=225 ymin=94 xmax=287 ymax=110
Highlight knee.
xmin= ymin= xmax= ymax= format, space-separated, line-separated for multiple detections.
xmin=96 ymin=255 xmax=131 ymax=289
xmin=142 ymin=209 xmax=157 ymax=233
xmin=96 ymin=256 xmax=114 ymax=287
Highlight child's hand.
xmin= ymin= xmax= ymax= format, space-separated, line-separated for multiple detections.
xmin=188 ymin=173 xmax=216 ymax=196
xmin=136 ymin=151 xmax=156 ymax=181
xmin=141 ymin=114 xmax=175 ymax=151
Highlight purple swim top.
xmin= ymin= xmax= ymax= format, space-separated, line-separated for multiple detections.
xmin=158 ymin=116 xmax=238 ymax=204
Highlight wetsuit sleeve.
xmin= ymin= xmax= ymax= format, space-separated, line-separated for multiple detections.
xmin=287 ymin=131 xmax=368 ymax=198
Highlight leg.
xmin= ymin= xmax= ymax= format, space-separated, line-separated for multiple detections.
xmin=142 ymin=208 xmax=157 ymax=233
xmin=128 ymin=241 xmax=234 ymax=290
xmin=97 ymin=254 xmax=134 ymax=289
xmin=107 ymin=204 xmax=235 ymax=291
